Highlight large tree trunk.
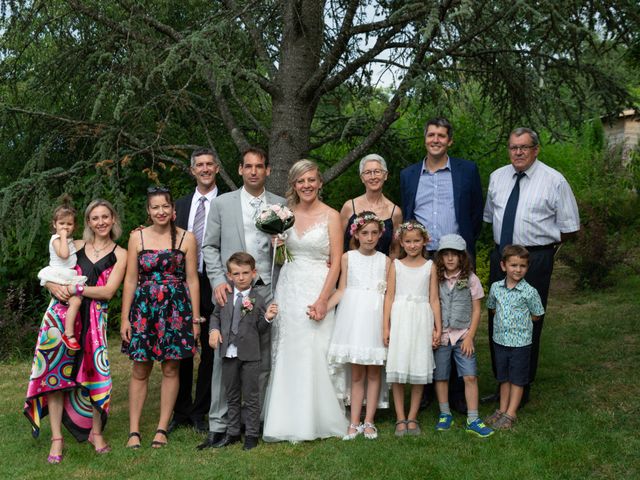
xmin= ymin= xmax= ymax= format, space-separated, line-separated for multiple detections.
xmin=267 ymin=0 xmax=325 ymax=197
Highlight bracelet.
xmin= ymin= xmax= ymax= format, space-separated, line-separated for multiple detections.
xmin=75 ymin=285 xmax=85 ymax=296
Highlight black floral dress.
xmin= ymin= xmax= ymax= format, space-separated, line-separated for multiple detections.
xmin=126 ymin=231 xmax=195 ymax=362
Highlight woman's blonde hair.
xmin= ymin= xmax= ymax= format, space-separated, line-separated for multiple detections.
xmin=286 ymin=159 xmax=323 ymax=206
xmin=83 ymin=199 xmax=122 ymax=243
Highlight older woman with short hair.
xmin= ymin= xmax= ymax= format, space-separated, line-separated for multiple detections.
xmin=340 ymin=154 xmax=402 ymax=257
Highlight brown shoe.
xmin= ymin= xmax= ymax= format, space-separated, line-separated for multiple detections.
xmin=484 ymin=409 xmax=504 ymax=427
xmin=493 ymin=412 xmax=517 ymax=430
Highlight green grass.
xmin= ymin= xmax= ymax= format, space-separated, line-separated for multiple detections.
xmin=1 ymin=265 xmax=638 ymax=479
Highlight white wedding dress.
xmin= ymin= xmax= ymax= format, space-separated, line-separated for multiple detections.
xmin=262 ymin=221 xmax=348 ymax=442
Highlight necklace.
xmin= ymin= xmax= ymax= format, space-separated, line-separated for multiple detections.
xmin=91 ymin=241 xmax=113 ymax=258
xmin=362 ymin=194 xmax=385 ymax=214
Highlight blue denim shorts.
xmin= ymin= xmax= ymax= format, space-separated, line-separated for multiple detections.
xmin=433 ymin=337 xmax=478 ymax=381
xmin=494 ymin=343 xmax=531 ymax=386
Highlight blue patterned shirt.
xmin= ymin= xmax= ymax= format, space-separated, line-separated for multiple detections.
xmin=487 ymin=279 xmax=545 ymax=347
xmin=414 ymin=158 xmax=459 ymax=250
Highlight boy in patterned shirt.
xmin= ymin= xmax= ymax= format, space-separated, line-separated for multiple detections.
xmin=485 ymin=245 xmax=544 ymax=430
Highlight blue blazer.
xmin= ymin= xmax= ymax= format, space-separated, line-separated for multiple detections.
xmin=400 ymin=157 xmax=483 ymax=257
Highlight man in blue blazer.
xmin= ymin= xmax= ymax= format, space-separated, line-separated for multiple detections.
xmin=400 ymin=117 xmax=483 ymax=258
xmin=400 ymin=117 xmax=483 ymax=414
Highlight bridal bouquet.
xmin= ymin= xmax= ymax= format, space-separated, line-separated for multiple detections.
xmin=255 ymin=204 xmax=295 ymax=264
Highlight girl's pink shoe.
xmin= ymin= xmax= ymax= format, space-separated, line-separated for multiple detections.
xmin=61 ymin=334 xmax=81 ymax=351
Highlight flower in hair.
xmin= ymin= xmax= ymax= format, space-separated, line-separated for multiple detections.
xmin=349 ymin=212 xmax=385 ymax=237
xmin=394 ymin=221 xmax=429 ymax=240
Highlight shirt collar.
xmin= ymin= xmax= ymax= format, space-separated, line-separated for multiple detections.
xmin=510 ymin=158 xmax=539 ymax=178
xmin=421 ymin=156 xmax=451 ymax=174
xmin=240 ymin=186 xmax=266 ymax=204
xmin=194 ymin=186 xmax=218 ymax=203
xmin=233 ymin=286 xmax=252 ymax=298
xmin=501 ymin=278 xmax=527 ymax=291
xmin=444 ymin=270 xmax=461 ymax=280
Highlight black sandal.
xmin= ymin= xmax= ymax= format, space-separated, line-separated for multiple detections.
xmin=151 ymin=429 xmax=168 ymax=448
xmin=127 ymin=431 xmax=141 ymax=449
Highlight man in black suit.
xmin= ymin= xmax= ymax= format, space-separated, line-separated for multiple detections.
xmin=169 ymin=148 xmax=220 ymax=433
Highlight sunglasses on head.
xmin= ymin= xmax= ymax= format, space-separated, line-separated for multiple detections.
xmin=147 ymin=186 xmax=170 ymax=194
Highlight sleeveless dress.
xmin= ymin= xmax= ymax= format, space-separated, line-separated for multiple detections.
xmin=24 ymin=245 xmax=116 ymax=441
xmin=125 ymin=231 xmax=195 ymax=362
xmin=343 ymin=199 xmax=395 ymax=255
xmin=263 ymin=220 xmax=348 ymax=442
xmin=328 ymin=250 xmax=387 ymax=365
xmin=386 ymin=259 xmax=435 ymax=384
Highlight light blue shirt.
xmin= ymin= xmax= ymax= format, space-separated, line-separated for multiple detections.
xmin=487 ymin=278 xmax=545 ymax=347
xmin=414 ymin=158 xmax=459 ymax=250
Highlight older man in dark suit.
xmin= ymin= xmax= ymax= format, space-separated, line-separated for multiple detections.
xmin=169 ymin=148 xmax=220 ymax=434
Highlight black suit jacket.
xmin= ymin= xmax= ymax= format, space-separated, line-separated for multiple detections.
xmin=175 ymin=192 xmax=214 ymax=317
xmin=209 ymin=289 xmax=271 ymax=361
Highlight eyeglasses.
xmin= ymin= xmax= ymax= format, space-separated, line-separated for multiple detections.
xmin=361 ymin=169 xmax=386 ymax=177
xmin=508 ymin=145 xmax=536 ymax=152
xmin=147 ymin=186 xmax=170 ymax=194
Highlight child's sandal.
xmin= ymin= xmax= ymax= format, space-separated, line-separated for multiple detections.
xmin=484 ymin=409 xmax=504 ymax=427
xmin=394 ymin=420 xmax=407 ymax=437
xmin=342 ymin=423 xmax=363 ymax=441
xmin=363 ymin=422 xmax=378 ymax=440
xmin=493 ymin=413 xmax=517 ymax=430
xmin=405 ymin=419 xmax=421 ymax=436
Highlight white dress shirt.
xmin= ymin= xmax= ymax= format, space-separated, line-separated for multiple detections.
xmin=187 ymin=186 xmax=218 ymax=271
xmin=483 ymin=159 xmax=580 ymax=246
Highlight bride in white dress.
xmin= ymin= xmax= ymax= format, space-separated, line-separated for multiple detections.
xmin=263 ymin=159 xmax=348 ymax=442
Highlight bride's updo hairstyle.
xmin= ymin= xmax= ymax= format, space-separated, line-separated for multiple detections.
xmin=286 ymin=159 xmax=324 ymax=206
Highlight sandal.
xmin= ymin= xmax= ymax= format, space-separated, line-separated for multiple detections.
xmin=342 ymin=423 xmax=363 ymax=440
xmin=126 ymin=431 xmax=141 ymax=449
xmin=493 ymin=412 xmax=517 ymax=430
xmin=88 ymin=431 xmax=111 ymax=454
xmin=405 ymin=419 xmax=421 ymax=436
xmin=151 ymin=428 xmax=168 ymax=448
xmin=394 ymin=420 xmax=407 ymax=437
xmin=484 ymin=409 xmax=504 ymax=427
xmin=47 ymin=437 xmax=64 ymax=464
xmin=363 ymin=422 xmax=378 ymax=440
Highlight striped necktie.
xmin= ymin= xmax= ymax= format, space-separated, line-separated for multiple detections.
xmin=193 ymin=196 xmax=207 ymax=270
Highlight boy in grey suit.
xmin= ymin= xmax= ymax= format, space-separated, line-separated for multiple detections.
xmin=209 ymin=252 xmax=278 ymax=450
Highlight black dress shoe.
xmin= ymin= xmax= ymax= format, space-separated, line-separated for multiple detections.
xmin=168 ymin=418 xmax=190 ymax=434
xmin=192 ymin=418 xmax=209 ymax=434
xmin=243 ymin=436 xmax=259 ymax=451
xmin=213 ymin=434 xmax=241 ymax=448
xmin=196 ymin=432 xmax=226 ymax=450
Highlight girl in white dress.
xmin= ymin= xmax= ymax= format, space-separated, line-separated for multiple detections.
xmin=328 ymin=211 xmax=390 ymax=440
xmin=383 ymin=221 xmax=441 ymax=436
xmin=263 ymin=160 xmax=348 ymax=442
xmin=37 ymin=199 xmax=88 ymax=351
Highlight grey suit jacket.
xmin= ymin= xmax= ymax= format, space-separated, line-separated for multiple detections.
xmin=202 ymin=189 xmax=285 ymax=293
xmin=209 ymin=289 xmax=271 ymax=361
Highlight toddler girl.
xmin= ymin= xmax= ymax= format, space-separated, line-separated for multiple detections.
xmin=383 ymin=221 xmax=441 ymax=436
xmin=328 ymin=212 xmax=390 ymax=440
xmin=37 ymin=198 xmax=87 ymax=351
xmin=433 ymin=234 xmax=493 ymax=437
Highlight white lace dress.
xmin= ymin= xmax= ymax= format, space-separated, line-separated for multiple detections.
xmin=328 ymin=250 xmax=387 ymax=365
xmin=386 ymin=259 xmax=435 ymax=384
xmin=262 ymin=221 xmax=348 ymax=442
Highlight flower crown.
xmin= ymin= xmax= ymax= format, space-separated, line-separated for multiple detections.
xmin=394 ymin=221 xmax=429 ymax=240
xmin=349 ymin=212 xmax=386 ymax=237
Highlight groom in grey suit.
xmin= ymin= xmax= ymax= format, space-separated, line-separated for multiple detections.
xmin=198 ymin=147 xmax=285 ymax=448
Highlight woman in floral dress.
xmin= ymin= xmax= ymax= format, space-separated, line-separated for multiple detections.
xmin=121 ymin=187 xmax=201 ymax=448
